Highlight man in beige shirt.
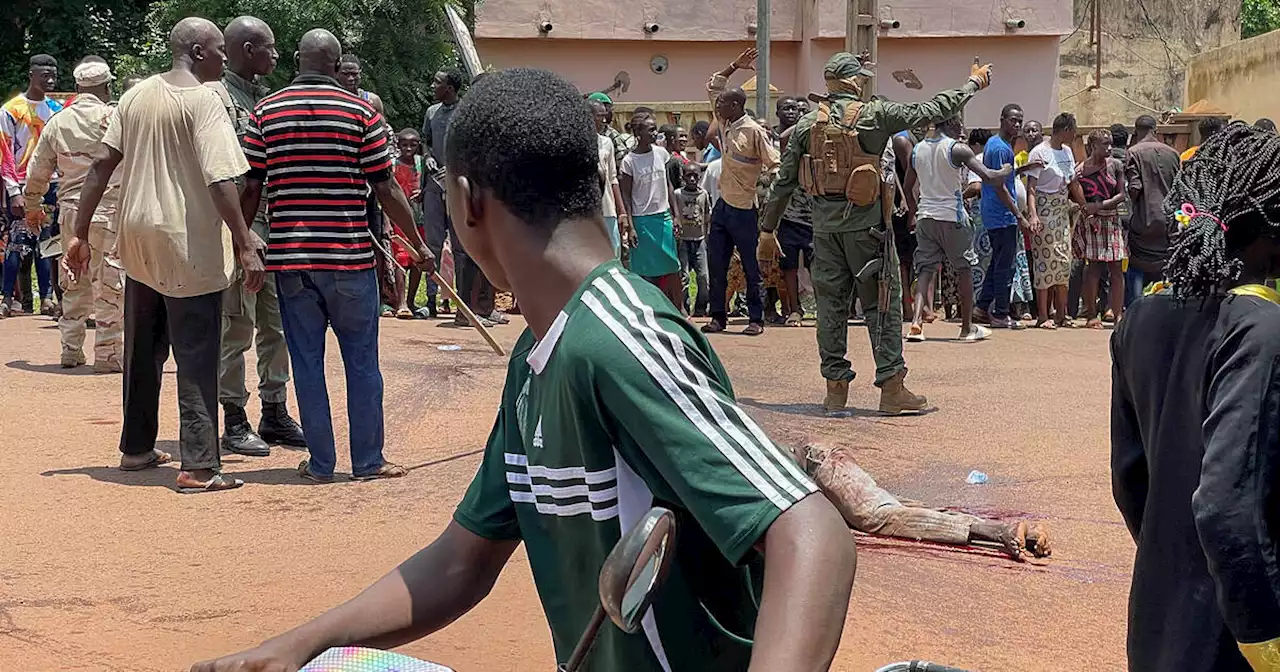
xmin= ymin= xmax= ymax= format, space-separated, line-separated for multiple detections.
xmin=68 ymin=16 xmax=266 ymax=494
xmin=23 ymin=58 xmax=125 ymax=373
xmin=702 ymin=47 xmax=779 ymax=336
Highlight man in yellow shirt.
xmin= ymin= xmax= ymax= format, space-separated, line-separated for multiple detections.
xmin=702 ymin=47 xmax=779 ymax=336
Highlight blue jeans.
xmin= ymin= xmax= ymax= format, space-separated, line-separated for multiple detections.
xmin=3 ymin=223 xmax=52 ymax=302
xmin=678 ymin=238 xmax=708 ymax=315
xmin=1124 ymin=266 xmax=1146 ymax=308
xmin=977 ymin=226 xmax=1018 ymax=319
xmin=276 ymin=269 xmax=385 ymax=478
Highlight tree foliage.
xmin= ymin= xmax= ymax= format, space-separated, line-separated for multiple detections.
xmin=1243 ymin=0 xmax=1280 ymax=39
xmin=4 ymin=0 xmax=462 ymax=131
xmin=2 ymin=0 xmax=151 ymax=101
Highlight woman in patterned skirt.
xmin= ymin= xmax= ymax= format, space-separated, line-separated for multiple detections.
xmin=1074 ymin=129 xmax=1128 ymax=328
xmin=1025 ymin=112 xmax=1083 ymax=329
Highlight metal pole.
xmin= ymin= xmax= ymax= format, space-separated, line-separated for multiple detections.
xmin=756 ymin=0 xmax=770 ymax=121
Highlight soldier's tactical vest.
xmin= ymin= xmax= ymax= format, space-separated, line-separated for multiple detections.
xmin=799 ymin=101 xmax=881 ymax=206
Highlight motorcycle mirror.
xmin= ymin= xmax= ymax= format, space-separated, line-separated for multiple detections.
xmin=560 ymin=507 xmax=678 ymax=672
xmin=599 ymin=506 xmax=678 ymax=633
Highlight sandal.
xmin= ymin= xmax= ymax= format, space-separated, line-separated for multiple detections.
xmin=395 ymin=307 xmax=414 ymax=320
xmin=1057 ymin=319 xmax=1077 ymax=329
xmin=906 ymin=323 xmax=926 ymax=342
xmin=785 ymin=311 xmax=803 ymax=327
xmin=119 ymin=449 xmax=173 ymax=472
xmin=742 ymin=323 xmax=765 ymax=336
xmin=380 ymin=305 xmax=394 ymax=318
xmin=972 ymin=308 xmax=992 ymax=325
xmin=700 ymin=320 xmax=726 ymax=334
xmin=766 ymin=314 xmax=787 ymax=326
xmin=351 ymin=462 xmax=409 ymax=481
xmin=176 ymin=472 xmax=244 ymax=494
xmin=1035 ymin=319 xmax=1057 ymax=330
xmin=958 ymin=325 xmax=991 ymax=342
xmin=297 ymin=459 xmax=335 ymax=484
xmin=1085 ymin=318 xmax=1104 ymax=330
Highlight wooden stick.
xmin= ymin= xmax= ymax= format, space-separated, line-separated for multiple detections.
xmin=393 ymin=233 xmax=506 ymax=357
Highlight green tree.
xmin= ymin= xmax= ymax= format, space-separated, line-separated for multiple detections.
xmin=2 ymin=0 xmax=151 ymax=100
xmin=1243 ymin=0 xmax=1280 ymax=39
xmin=145 ymin=0 xmax=457 ymax=129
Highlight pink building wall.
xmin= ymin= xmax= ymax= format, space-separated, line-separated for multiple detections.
xmin=475 ymin=0 xmax=1071 ymax=128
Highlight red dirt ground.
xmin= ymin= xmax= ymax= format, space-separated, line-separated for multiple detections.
xmin=0 ymin=313 xmax=1132 ymax=671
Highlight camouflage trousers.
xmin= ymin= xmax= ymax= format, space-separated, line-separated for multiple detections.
xmin=59 ymin=208 xmax=124 ymax=367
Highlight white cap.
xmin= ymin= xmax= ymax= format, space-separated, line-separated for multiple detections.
xmin=73 ymin=61 xmax=114 ymax=88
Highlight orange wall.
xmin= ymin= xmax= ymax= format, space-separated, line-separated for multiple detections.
xmin=476 ymin=0 xmax=1072 ymax=40
xmin=475 ymin=35 xmax=1062 ymax=128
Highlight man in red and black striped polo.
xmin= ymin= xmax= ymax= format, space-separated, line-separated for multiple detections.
xmin=239 ymin=27 xmax=434 ymax=483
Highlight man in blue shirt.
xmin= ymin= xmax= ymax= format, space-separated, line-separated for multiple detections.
xmin=974 ymin=103 xmax=1030 ymax=329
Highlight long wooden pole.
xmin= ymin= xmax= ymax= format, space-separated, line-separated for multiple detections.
xmin=390 ymin=234 xmax=506 ymax=357
xmin=847 ymin=0 xmax=878 ymax=92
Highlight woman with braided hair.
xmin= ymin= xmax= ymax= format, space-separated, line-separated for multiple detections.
xmin=1112 ymin=121 xmax=1280 ymax=672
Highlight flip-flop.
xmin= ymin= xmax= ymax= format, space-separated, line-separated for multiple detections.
xmin=1035 ymin=320 xmax=1057 ymax=330
xmin=119 ymin=449 xmax=173 ymax=471
xmin=785 ymin=311 xmax=803 ymax=327
xmin=297 ymin=459 xmax=335 ymax=484
xmin=176 ymin=473 xmax=244 ymax=494
xmin=906 ymin=324 xmax=926 ymax=342
xmin=395 ymin=308 xmax=414 ymax=320
xmin=1085 ymin=319 xmax=1104 ymax=330
xmin=742 ymin=323 xmax=765 ymax=336
xmin=351 ymin=462 xmax=409 ymax=481
xmin=700 ymin=321 xmax=726 ymax=334
xmin=380 ymin=305 xmax=394 ymax=318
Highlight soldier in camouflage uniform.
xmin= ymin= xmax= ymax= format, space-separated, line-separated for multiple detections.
xmin=762 ymin=52 xmax=993 ymax=415
xmin=209 ymin=16 xmax=306 ymax=456
xmin=23 ymin=59 xmax=124 ymax=372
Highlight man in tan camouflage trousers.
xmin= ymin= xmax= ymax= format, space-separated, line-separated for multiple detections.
xmin=23 ymin=58 xmax=123 ymax=372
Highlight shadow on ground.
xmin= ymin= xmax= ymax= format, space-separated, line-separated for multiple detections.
xmin=6 ymin=359 xmax=101 ymax=376
xmin=739 ymin=397 xmax=887 ymax=418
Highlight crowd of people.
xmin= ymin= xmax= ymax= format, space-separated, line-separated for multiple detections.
xmin=6 ymin=13 xmax=1280 ymax=672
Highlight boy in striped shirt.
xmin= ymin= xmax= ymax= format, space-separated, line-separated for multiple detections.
xmin=197 ymin=67 xmax=855 ymax=672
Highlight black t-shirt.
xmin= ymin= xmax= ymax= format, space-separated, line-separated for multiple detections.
xmin=1112 ymin=289 xmax=1280 ymax=672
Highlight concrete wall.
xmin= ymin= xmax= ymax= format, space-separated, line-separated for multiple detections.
xmin=477 ymin=35 xmax=1061 ymax=128
xmin=1185 ymin=29 xmax=1280 ymax=123
xmin=476 ymin=0 xmax=1072 ymax=41
xmin=1058 ymin=0 xmax=1240 ymax=126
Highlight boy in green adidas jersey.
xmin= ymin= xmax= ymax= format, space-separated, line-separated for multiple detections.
xmin=194 ymin=67 xmax=856 ymax=672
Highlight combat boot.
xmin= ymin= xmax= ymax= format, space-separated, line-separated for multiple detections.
xmin=878 ymin=370 xmax=928 ymax=415
xmin=823 ymin=379 xmax=849 ymax=414
xmin=258 ymin=401 xmax=308 ymax=448
xmin=222 ymin=403 xmax=270 ymax=457
xmin=60 ymin=349 xmax=86 ymax=368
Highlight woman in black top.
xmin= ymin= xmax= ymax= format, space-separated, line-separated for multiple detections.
xmin=1112 ymin=122 xmax=1280 ymax=672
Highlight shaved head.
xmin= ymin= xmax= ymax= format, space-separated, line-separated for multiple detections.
xmin=225 ymin=15 xmax=277 ymax=77
xmin=297 ymin=28 xmax=342 ymax=78
xmin=715 ymin=87 xmax=748 ymax=123
xmin=169 ymin=17 xmax=227 ymax=82
xmin=170 ymin=17 xmax=221 ymax=56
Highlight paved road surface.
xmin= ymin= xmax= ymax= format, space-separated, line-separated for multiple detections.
xmin=0 ymin=312 xmax=1132 ymax=671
